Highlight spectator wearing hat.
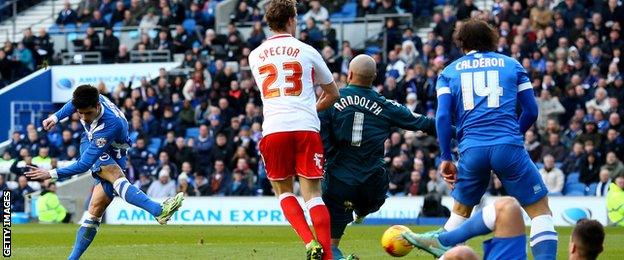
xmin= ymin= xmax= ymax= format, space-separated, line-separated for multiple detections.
xmin=177 ymin=173 xmax=196 ymax=196
xmin=147 ymin=167 xmax=177 ymax=198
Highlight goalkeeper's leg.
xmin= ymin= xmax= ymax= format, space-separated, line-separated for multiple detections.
xmin=68 ymin=184 xmax=111 ymax=260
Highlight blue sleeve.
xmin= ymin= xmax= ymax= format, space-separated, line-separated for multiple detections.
xmin=435 ymin=71 xmax=453 ymax=161
xmin=54 ymin=101 xmax=76 ymax=122
xmin=515 ymin=60 xmax=538 ymax=134
xmin=56 ymin=123 xmax=115 ymax=178
xmin=436 ymin=93 xmax=453 ymax=161
xmin=517 ymin=89 xmax=538 ymax=134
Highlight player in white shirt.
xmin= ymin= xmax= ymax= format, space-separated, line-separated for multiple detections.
xmin=248 ymin=1 xmax=339 ymax=259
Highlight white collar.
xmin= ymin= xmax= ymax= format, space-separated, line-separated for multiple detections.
xmin=466 ymin=50 xmax=478 ymax=55
xmin=81 ymin=105 xmax=105 ymax=140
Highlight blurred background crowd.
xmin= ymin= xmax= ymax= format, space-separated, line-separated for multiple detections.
xmin=0 ymin=0 xmax=623 ymax=213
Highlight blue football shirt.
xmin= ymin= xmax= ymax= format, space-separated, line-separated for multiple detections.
xmin=436 ymin=51 xmax=532 ymax=152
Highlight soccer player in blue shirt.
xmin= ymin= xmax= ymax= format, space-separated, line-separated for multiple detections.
xmin=26 ymin=85 xmax=184 ymax=259
xmin=402 ymin=19 xmax=557 ymax=259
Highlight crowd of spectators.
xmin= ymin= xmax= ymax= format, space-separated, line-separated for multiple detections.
xmin=1 ymin=0 xmax=624 ymax=206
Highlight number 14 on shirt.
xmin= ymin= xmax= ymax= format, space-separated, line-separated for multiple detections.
xmin=460 ymin=70 xmax=503 ymax=110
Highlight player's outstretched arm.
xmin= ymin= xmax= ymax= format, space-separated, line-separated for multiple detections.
xmin=316 ymin=81 xmax=339 ymax=111
xmin=26 ymin=126 xmax=113 ymax=181
xmin=517 ymin=88 xmax=538 ymax=134
xmin=387 ymin=100 xmax=436 ymax=134
xmin=43 ymin=100 xmax=77 ymax=131
xmin=436 ymin=92 xmax=457 ymax=188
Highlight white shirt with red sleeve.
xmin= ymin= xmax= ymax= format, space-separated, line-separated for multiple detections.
xmin=249 ymin=34 xmax=334 ymax=136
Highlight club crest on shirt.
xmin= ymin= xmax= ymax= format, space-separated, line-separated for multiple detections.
xmin=99 ymin=153 xmax=110 ymax=161
xmin=96 ymin=137 xmax=107 ymax=148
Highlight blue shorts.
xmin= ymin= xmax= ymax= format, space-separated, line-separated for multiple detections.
xmin=80 ymin=136 xmax=127 ymax=199
xmin=452 ymin=144 xmax=548 ymax=206
xmin=483 ymin=235 xmax=527 ymax=260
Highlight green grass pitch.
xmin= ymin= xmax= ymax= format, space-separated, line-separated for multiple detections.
xmin=11 ymin=224 xmax=624 ymax=259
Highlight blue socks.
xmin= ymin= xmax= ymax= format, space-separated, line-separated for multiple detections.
xmin=68 ymin=214 xmax=100 ymax=260
xmin=530 ymin=215 xmax=558 ymax=260
xmin=113 ymin=178 xmax=162 ymax=216
xmin=331 ymin=244 xmax=344 ymax=259
xmin=438 ymin=204 xmax=496 ymax=247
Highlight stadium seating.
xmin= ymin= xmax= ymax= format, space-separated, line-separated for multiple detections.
xmin=563 ymin=183 xmax=587 ymax=196
xmin=148 ymin=138 xmax=162 ymax=155
xmin=587 ymin=183 xmax=598 ymax=196
xmin=566 ymin=172 xmax=580 ymax=185
xmin=185 ymin=127 xmax=200 ymax=139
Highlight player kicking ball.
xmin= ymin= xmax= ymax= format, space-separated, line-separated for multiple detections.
xmin=319 ymin=54 xmax=439 ymax=259
xmin=26 ymin=85 xmax=184 ymax=259
xmin=402 ymin=197 xmax=605 ymax=260
xmin=248 ymin=1 xmax=340 ymax=259
xmin=424 ymin=19 xmax=557 ymax=259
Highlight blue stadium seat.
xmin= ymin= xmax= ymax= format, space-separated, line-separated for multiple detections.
xmin=104 ymin=13 xmax=112 ymax=23
xmin=554 ymin=162 xmax=562 ymax=169
xmin=113 ymin=21 xmax=123 ymax=30
xmin=79 ymin=22 xmax=90 ymax=32
xmin=566 ymin=172 xmax=580 ymax=184
xmin=563 ymin=183 xmax=586 ymax=196
xmin=67 ymin=32 xmax=78 ymax=42
xmin=534 ymin=162 xmax=544 ymax=169
xmin=48 ymin=24 xmax=60 ymax=34
xmin=147 ymin=138 xmax=162 ymax=155
xmin=129 ymin=131 xmax=139 ymax=143
xmin=182 ymin=19 xmax=196 ymax=33
xmin=148 ymin=29 xmax=158 ymax=39
xmin=330 ymin=12 xmax=344 ymax=20
xmin=64 ymin=23 xmax=77 ymax=31
xmin=587 ymin=182 xmax=598 ymax=196
xmin=341 ymin=2 xmax=357 ymax=18
xmin=128 ymin=29 xmax=140 ymax=39
xmin=365 ymin=46 xmax=381 ymax=55
xmin=186 ymin=127 xmax=200 ymax=138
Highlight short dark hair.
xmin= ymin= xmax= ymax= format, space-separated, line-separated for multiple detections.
xmin=71 ymin=85 xmax=99 ymax=109
xmin=572 ymin=219 xmax=604 ymax=260
xmin=265 ymin=0 xmax=296 ymax=32
xmin=453 ymin=19 xmax=498 ymax=52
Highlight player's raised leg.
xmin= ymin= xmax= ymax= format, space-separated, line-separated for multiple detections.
xmin=403 ymin=197 xmax=526 ymax=258
xmin=99 ymin=164 xmax=183 ymax=224
xmin=68 ymin=184 xmax=111 ymax=260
